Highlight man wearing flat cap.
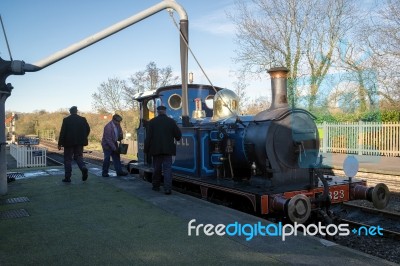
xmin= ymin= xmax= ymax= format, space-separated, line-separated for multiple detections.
xmin=144 ymin=105 xmax=182 ymax=195
xmin=58 ymin=106 xmax=91 ymax=183
xmin=101 ymin=114 xmax=128 ymax=177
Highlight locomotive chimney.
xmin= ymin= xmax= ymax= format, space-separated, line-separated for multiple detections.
xmin=268 ymin=67 xmax=289 ymax=109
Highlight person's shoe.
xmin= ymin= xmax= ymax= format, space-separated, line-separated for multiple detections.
xmin=117 ymin=171 xmax=128 ymax=176
xmin=164 ymin=190 xmax=171 ymax=195
xmin=82 ymin=167 xmax=88 ymax=181
xmin=102 ymin=173 xmax=110 ymax=177
xmin=62 ymin=178 xmax=71 ymax=183
xmin=152 ymin=186 xmax=160 ymax=191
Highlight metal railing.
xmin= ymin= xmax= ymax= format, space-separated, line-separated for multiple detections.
xmin=318 ymin=122 xmax=400 ymax=156
xmin=37 ymin=130 xmax=56 ymax=141
xmin=9 ymin=144 xmax=47 ymax=168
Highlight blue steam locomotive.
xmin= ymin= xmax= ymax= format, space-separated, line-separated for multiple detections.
xmin=130 ymin=67 xmax=389 ymax=224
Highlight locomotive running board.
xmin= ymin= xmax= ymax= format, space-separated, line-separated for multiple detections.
xmin=129 ymin=161 xmax=263 ymax=214
xmin=172 ymin=174 xmax=264 ymax=214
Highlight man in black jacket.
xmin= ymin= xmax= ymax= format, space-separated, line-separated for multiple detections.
xmin=58 ymin=106 xmax=91 ymax=183
xmin=144 ymin=105 xmax=182 ymax=194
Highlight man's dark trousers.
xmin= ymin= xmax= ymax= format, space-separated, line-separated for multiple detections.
xmin=64 ymin=146 xmax=86 ymax=178
xmin=152 ymin=155 xmax=172 ymax=191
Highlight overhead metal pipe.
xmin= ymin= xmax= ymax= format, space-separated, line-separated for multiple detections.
xmin=0 ymin=0 xmax=189 ymax=195
xmin=21 ymin=1 xmax=188 ymax=72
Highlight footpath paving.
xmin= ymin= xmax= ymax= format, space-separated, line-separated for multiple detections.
xmin=1 ymin=151 xmax=398 ymax=266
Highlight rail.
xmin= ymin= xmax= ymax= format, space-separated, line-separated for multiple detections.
xmin=37 ymin=130 xmax=56 ymax=141
xmin=340 ymin=202 xmax=400 ymax=240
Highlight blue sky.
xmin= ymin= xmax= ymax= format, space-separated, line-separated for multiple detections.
xmin=0 ymin=0 xmax=268 ymax=113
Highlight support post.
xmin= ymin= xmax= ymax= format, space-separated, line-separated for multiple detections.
xmin=0 ymin=57 xmax=13 ymax=195
xmin=179 ymin=19 xmax=189 ymax=126
xmin=322 ymin=121 xmax=327 ymax=153
xmin=358 ymin=121 xmax=363 ymax=155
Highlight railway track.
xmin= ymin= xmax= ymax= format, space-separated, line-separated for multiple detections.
xmin=39 ymin=139 xmax=100 ymax=160
xmin=40 ymin=139 xmax=132 ymax=172
xmin=333 ymin=202 xmax=400 ymax=263
xmin=339 ymin=202 xmax=400 ymax=240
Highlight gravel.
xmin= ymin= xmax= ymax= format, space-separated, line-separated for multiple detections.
xmin=332 ymin=192 xmax=400 ymax=264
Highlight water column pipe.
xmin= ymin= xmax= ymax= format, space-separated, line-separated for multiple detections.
xmin=0 ymin=58 xmax=14 ymax=195
xmin=0 ymin=0 xmax=189 ymax=195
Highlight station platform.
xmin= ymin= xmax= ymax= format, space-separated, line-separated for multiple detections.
xmin=1 ymin=154 xmax=397 ymax=265
xmin=321 ymin=152 xmax=400 ymax=176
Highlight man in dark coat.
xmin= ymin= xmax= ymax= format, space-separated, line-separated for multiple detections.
xmin=58 ymin=106 xmax=91 ymax=182
xmin=144 ymin=105 xmax=182 ymax=195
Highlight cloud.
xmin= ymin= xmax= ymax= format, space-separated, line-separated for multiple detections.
xmin=191 ymin=6 xmax=236 ymax=36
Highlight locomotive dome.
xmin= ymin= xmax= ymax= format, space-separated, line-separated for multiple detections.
xmin=212 ymin=89 xmax=239 ymax=121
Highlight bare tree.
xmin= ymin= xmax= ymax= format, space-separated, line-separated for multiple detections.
xmin=232 ymin=73 xmax=250 ymax=114
xmin=124 ymin=62 xmax=179 ymax=109
xmin=334 ymin=38 xmax=379 ymax=113
xmin=229 ymin=0 xmax=356 ymax=110
xmin=365 ymin=0 xmax=400 ymax=108
xmin=244 ymin=96 xmax=270 ymax=115
xmin=91 ymin=77 xmax=128 ymax=113
xmin=304 ymin=1 xmax=357 ymax=110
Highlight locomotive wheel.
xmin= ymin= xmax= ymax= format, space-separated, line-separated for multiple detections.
xmin=371 ymin=183 xmax=390 ymax=209
xmin=287 ymin=194 xmax=311 ymax=224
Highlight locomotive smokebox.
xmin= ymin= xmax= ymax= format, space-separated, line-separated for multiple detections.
xmin=268 ymin=67 xmax=289 ymax=110
xmin=244 ymin=66 xmax=319 ymax=189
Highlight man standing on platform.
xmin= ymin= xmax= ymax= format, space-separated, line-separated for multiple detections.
xmin=144 ymin=105 xmax=181 ymax=195
xmin=58 ymin=106 xmax=91 ymax=183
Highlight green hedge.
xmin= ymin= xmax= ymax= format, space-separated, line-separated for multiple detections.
xmin=314 ymin=110 xmax=400 ymax=123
